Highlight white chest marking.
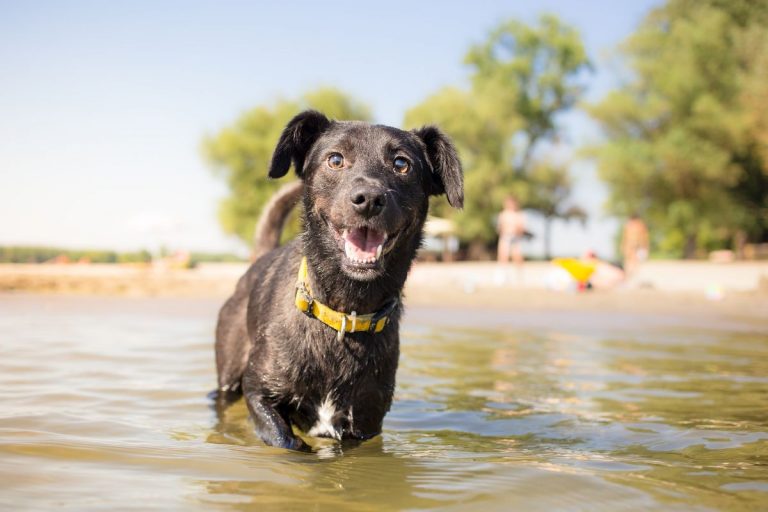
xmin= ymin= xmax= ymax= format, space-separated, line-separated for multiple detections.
xmin=307 ymin=395 xmax=341 ymax=440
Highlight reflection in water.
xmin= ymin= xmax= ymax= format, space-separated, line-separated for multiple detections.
xmin=202 ymin=417 xmax=445 ymax=512
xmin=0 ymin=294 xmax=766 ymax=511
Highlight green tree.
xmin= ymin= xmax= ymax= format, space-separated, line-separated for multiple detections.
xmin=405 ymin=14 xmax=591 ymax=251
xmin=465 ymin=14 xmax=592 ymax=175
xmin=587 ymin=0 xmax=768 ymax=258
xmin=202 ymin=87 xmax=371 ymax=248
xmin=404 ymin=87 xmax=522 ymax=243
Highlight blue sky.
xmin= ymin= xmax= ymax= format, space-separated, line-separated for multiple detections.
xmin=0 ymin=0 xmax=660 ymax=258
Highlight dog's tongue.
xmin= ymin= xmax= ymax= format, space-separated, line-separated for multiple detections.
xmin=343 ymin=227 xmax=386 ymax=262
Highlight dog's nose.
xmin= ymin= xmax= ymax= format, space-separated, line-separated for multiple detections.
xmin=350 ymin=186 xmax=386 ymax=218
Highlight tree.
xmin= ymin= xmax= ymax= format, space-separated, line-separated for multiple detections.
xmin=404 ymin=87 xmax=523 ymax=244
xmin=202 ymin=88 xmax=372 ymax=248
xmin=587 ymin=0 xmax=768 ymax=258
xmin=527 ymin=160 xmax=587 ymax=259
xmin=465 ymin=14 xmax=592 ymax=175
xmin=405 ymin=15 xmax=591 ymax=252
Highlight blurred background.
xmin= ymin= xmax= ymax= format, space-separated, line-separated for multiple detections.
xmin=2 ymin=4 xmax=768 ymax=509
xmin=1 ymin=0 xmax=767 ymax=283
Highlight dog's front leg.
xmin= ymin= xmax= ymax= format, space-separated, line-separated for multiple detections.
xmin=242 ymin=385 xmax=306 ymax=451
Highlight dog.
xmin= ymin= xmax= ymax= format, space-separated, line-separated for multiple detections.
xmin=214 ymin=110 xmax=463 ymax=451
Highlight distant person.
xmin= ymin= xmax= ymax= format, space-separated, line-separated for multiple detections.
xmin=582 ymin=250 xmax=625 ymax=290
xmin=621 ymin=214 xmax=649 ymax=276
xmin=496 ymin=196 xmax=527 ymax=267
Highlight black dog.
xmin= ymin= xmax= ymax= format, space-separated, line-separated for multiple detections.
xmin=214 ymin=110 xmax=463 ymax=451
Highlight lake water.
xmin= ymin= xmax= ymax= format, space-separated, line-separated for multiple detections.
xmin=1 ymin=294 xmax=766 ymax=511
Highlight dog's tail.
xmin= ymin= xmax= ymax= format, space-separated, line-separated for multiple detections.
xmin=252 ymin=180 xmax=303 ymax=261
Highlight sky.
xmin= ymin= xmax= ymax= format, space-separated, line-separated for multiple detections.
xmin=0 ymin=0 xmax=661 ymax=258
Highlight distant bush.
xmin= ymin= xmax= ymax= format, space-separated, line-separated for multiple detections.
xmin=0 ymin=246 xmax=148 ymax=264
xmin=0 ymin=246 xmax=59 ymax=263
xmin=117 ymin=250 xmax=152 ymax=264
xmin=0 ymin=246 xmax=244 ymax=265
xmin=189 ymin=252 xmax=245 ymax=267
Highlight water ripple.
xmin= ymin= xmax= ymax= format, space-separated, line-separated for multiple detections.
xmin=1 ymin=294 xmax=767 ymax=511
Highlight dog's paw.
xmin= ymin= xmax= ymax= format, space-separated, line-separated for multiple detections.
xmin=207 ymin=388 xmax=242 ymax=402
xmin=207 ymin=388 xmax=243 ymax=417
xmin=279 ymin=436 xmax=311 ymax=453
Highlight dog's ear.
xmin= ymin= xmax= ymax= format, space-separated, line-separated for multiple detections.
xmin=413 ymin=126 xmax=464 ymax=208
xmin=269 ymin=110 xmax=331 ymax=179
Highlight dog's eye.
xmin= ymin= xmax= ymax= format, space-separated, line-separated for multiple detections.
xmin=393 ymin=157 xmax=410 ymax=174
xmin=327 ymin=153 xmax=344 ymax=170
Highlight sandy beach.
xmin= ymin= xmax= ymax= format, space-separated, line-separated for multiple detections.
xmin=1 ymin=260 xmax=766 ymax=328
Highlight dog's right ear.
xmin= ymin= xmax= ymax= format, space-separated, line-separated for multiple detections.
xmin=268 ymin=110 xmax=331 ymax=179
xmin=413 ymin=126 xmax=464 ymax=209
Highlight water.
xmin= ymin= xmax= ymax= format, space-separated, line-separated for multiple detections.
xmin=1 ymin=293 xmax=767 ymax=511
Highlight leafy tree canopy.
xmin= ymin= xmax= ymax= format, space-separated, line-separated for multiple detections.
xmin=587 ymin=0 xmax=768 ymax=257
xmin=203 ymin=87 xmax=371 ymax=247
xmin=405 ymin=14 xmax=591 ymax=249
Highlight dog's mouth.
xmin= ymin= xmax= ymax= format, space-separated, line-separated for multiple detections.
xmin=342 ymin=227 xmax=387 ymax=264
xmin=328 ymin=223 xmax=398 ymax=271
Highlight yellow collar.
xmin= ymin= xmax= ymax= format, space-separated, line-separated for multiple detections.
xmin=295 ymin=257 xmax=398 ymax=341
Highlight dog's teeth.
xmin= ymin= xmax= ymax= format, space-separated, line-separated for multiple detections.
xmin=345 ymin=240 xmax=353 ymax=259
xmin=375 ymin=244 xmax=383 ymax=260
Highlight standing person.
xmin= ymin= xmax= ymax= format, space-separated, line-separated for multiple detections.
xmin=497 ymin=196 xmax=527 ymax=268
xmin=621 ymin=214 xmax=649 ymax=276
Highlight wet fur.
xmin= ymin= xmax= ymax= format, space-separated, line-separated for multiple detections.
xmin=214 ymin=111 xmax=462 ymax=450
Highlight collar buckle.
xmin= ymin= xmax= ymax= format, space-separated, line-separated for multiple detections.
xmin=295 ymin=281 xmax=314 ymax=318
xmin=337 ymin=315 xmax=347 ymax=342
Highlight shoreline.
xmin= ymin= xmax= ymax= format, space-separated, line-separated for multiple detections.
xmin=404 ymin=285 xmax=768 ymax=331
xmin=1 ymin=261 xmax=766 ymax=327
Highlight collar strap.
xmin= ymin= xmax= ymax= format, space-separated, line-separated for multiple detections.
xmin=295 ymin=257 xmax=397 ymax=340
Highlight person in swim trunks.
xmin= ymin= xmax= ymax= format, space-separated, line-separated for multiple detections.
xmin=497 ymin=196 xmax=527 ymax=266
xmin=621 ymin=213 xmax=649 ymax=276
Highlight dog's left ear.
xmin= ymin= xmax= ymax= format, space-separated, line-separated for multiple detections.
xmin=269 ymin=110 xmax=331 ymax=179
xmin=413 ymin=126 xmax=464 ymax=208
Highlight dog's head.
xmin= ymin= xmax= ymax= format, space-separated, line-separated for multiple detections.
xmin=269 ymin=110 xmax=463 ymax=282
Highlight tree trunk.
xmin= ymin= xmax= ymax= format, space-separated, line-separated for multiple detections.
xmin=468 ymin=239 xmax=491 ymax=261
xmin=544 ymin=217 xmax=552 ymax=260
xmin=683 ymin=233 xmax=697 ymax=259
